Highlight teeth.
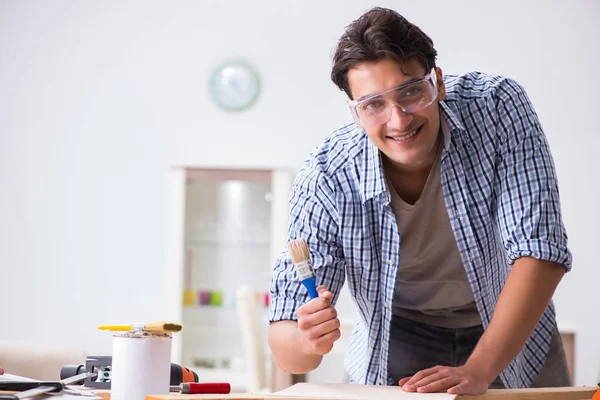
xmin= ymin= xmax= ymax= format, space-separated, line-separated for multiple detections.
xmin=391 ymin=128 xmax=418 ymax=141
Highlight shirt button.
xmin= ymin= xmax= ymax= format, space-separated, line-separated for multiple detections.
xmin=379 ymin=378 xmax=384 ymax=385
xmin=384 ymin=302 xmax=388 ymax=309
xmin=387 ymin=260 xmax=393 ymax=265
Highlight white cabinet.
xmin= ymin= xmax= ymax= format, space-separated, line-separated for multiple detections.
xmin=167 ymin=168 xmax=292 ymax=392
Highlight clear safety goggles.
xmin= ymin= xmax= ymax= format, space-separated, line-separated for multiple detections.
xmin=348 ymin=68 xmax=438 ymax=127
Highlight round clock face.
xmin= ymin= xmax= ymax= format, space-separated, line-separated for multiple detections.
xmin=209 ymin=61 xmax=260 ymax=111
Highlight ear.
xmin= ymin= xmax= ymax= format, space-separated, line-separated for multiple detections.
xmin=435 ymin=67 xmax=446 ymax=101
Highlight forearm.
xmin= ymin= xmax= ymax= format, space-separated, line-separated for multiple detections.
xmin=268 ymin=320 xmax=323 ymax=374
xmin=466 ymin=256 xmax=566 ymax=382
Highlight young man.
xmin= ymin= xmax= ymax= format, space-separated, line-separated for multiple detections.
xmin=268 ymin=7 xmax=571 ymax=395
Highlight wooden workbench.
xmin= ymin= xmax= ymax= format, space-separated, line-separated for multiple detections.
xmin=142 ymin=382 xmax=599 ymax=400
xmin=7 ymin=384 xmax=595 ymax=400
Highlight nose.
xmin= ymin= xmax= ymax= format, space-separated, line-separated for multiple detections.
xmin=387 ymin=104 xmax=413 ymax=130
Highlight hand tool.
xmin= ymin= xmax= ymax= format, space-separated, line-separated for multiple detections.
xmin=61 ymin=357 xmax=199 ymax=389
xmin=288 ymin=238 xmax=318 ymax=299
xmin=97 ymin=322 xmax=182 ymax=333
xmin=0 ymin=372 xmax=96 ymax=399
xmin=170 ymin=382 xmax=231 ymax=394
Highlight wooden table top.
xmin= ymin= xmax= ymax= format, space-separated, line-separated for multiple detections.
xmin=141 ymin=383 xmax=599 ymax=400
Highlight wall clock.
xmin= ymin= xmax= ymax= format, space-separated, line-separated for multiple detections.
xmin=209 ymin=60 xmax=260 ymax=111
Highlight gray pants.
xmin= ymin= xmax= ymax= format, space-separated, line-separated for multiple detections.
xmin=387 ymin=315 xmax=571 ymax=388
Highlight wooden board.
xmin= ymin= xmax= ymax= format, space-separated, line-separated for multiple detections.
xmin=268 ymin=383 xmax=599 ymax=400
xmin=145 ymin=394 xmax=265 ymax=400
xmin=143 ymin=382 xmax=599 ymax=400
xmin=270 ymin=383 xmax=454 ymax=399
xmin=463 ymin=386 xmax=599 ymax=400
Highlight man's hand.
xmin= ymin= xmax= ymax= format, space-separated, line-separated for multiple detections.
xmin=296 ymin=285 xmax=341 ymax=356
xmin=399 ymin=363 xmax=492 ymax=395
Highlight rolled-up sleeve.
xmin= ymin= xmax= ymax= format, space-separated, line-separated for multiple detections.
xmin=495 ymin=79 xmax=572 ymax=270
xmin=269 ymin=165 xmax=346 ymax=322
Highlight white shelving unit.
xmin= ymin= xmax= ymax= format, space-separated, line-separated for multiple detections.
xmin=167 ymin=167 xmax=293 ymax=392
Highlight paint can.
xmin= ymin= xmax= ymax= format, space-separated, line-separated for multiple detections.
xmin=110 ymin=331 xmax=172 ymax=400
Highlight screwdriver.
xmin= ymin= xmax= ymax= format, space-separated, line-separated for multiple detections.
xmin=170 ymin=382 xmax=231 ymax=394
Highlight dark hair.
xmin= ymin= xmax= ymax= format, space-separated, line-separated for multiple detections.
xmin=331 ymin=7 xmax=438 ymax=99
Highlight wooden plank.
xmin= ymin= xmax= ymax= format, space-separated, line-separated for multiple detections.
xmin=145 ymin=394 xmax=265 ymax=400
xmin=270 ymin=383 xmax=454 ymax=399
xmin=91 ymin=383 xmax=600 ymax=400
xmin=458 ymin=386 xmax=598 ymax=400
xmin=267 ymin=383 xmax=599 ymax=400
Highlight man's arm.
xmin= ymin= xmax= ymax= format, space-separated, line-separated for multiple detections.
xmin=402 ymin=78 xmax=571 ymax=394
xmin=268 ymin=170 xmax=345 ymax=374
xmin=269 ymin=287 xmax=340 ymax=374
xmin=465 ymin=257 xmax=565 ymax=382
xmin=269 ymin=320 xmax=323 ymax=374
xmin=401 ymin=257 xmax=565 ymax=394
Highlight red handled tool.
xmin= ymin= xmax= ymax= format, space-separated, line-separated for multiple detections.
xmin=170 ymin=382 xmax=231 ymax=394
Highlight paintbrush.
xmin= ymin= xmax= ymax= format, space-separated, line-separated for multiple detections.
xmin=287 ymin=238 xmax=319 ymax=299
xmin=98 ymin=322 xmax=183 ymax=333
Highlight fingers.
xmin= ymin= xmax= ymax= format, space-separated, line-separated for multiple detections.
xmin=412 ymin=371 xmax=446 ymax=389
xmin=304 ymin=325 xmax=342 ymax=355
xmin=298 ymin=286 xmax=334 ymax=316
xmin=402 ymin=366 xmax=442 ymax=392
xmin=296 ymin=285 xmax=341 ymax=355
xmin=401 ymin=365 xmax=488 ymax=395
xmin=447 ymin=383 xmax=467 ymax=395
xmin=398 ymin=377 xmax=411 ymax=387
xmin=316 ymin=285 xmax=333 ymax=300
xmin=303 ymin=315 xmax=341 ymax=338
xmin=298 ymin=303 xmax=338 ymax=328
xmin=297 ymin=306 xmax=340 ymax=352
xmin=416 ymin=376 xmax=457 ymax=393
xmin=403 ymin=365 xmax=441 ymax=387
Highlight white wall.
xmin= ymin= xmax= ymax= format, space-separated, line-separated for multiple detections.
xmin=1 ymin=0 xmax=598 ymax=386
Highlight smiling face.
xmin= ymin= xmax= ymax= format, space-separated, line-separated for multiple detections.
xmin=348 ymin=58 xmax=446 ymax=172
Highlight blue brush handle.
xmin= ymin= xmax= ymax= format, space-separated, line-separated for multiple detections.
xmin=301 ymin=276 xmax=318 ymax=299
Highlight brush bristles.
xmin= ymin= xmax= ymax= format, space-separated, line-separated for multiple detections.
xmin=145 ymin=322 xmax=183 ymax=332
xmin=288 ymin=238 xmax=310 ymax=264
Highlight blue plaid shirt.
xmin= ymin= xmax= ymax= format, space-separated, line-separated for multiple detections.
xmin=269 ymin=72 xmax=572 ymax=388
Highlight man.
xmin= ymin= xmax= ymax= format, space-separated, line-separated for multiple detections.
xmin=268 ymin=7 xmax=571 ymax=395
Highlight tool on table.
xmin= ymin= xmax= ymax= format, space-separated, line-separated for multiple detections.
xmin=0 ymin=372 xmax=96 ymax=400
xmin=97 ymin=322 xmax=182 ymax=333
xmin=170 ymin=382 xmax=230 ymax=395
xmin=61 ymin=357 xmax=199 ymax=389
xmin=61 ymin=356 xmax=112 ymax=389
xmin=288 ymin=238 xmax=318 ymax=299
